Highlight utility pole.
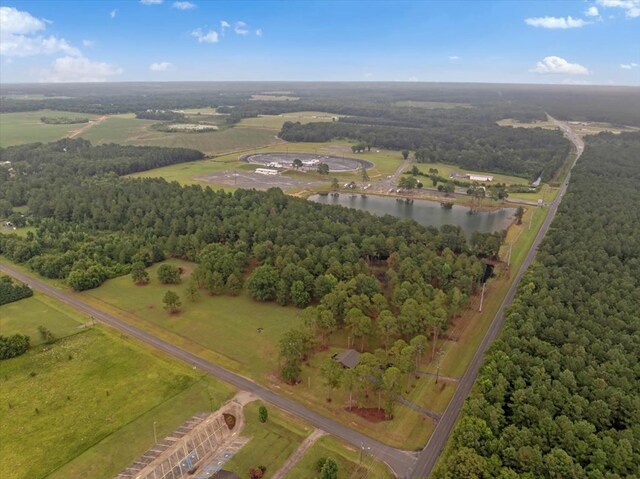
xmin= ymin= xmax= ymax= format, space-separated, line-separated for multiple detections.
xmin=479 ymin=283 xmax=486 ymax=312
xmin=435 ymin=350 xmax=445 ymax=384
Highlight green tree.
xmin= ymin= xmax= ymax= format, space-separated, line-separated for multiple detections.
xmin=37 ymin=325 xmax=55 ymax=344
xmin=319 ymin=358 xmax=343 ymax=401
xmin=131 ymin=261 xmax=149 ymax=284
xmin=402 ymin=149 xmax=410 ymax=160
xmin=247 ymin=265 xmax=280 ymax=301
xmin=382 ymin=366 xmax=402 ymax=418
xmin=330 ymin=177 xmax=339 ymax=190
xmin=345 ymin=307 xmax=372 ymax=352
xmin=318 ymin=163 xmax=330 ymax=175
xmin=377 ymin=310 xmax=399 ymax=349
xmin=225 ymin=272 xmax=243 ymax=296
xmin=515 ymin=206 xmax=525 ymax=225
xmin=184 ymin=279 xmax=200 ymax=302
xmin=157 ymin=264 xmax=181 ymax=284
xmin=292 ymin=158 xmax=303 ymax=169
xmin=290 ymin=280 xmax=311 ymax=308
xmin=258 ymin=405 xmax=268 ymax=423
xmin=163 ymin=290 xmax=181 ymax=313
xmin=319 ymin=458 xmax=338 ymax=479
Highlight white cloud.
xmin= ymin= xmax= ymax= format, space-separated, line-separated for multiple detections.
xmin=110 ymin=9 xmax=117 ymax=19
xmin=620 ymin=62 xmax=639 ymax=69
xmin=140 ymin=0 xmax=163 ymax=5
xmin=531 ymin=56 xmax=590 ymax=75
xmin=585 ymin=6 xmax=600 ymax=16
xmin=255 ymin=28 xmax=263 ymax=37
xmin=0 ymin=7 xmax=80 ymax=58
xmin=172 ymin=1 xmax=196 ymax=10
xmin=597 ymin=0 xmax=640 ymax=18
xmin=449 ymin=55 xmax=460 ymax=60
xmin=0 ymin=6 xmax=45 ymax=34
xmin=408 ymin=76 xmax=418 ymax=82
xmin=150 ymin=61 xmax=174 ymax=71
xmin=525 ymin=16 xmax=589 ymax=28
xmin=40 ymin=55 xmax=123 ymax=82
xmin=221 ymin=20 xmax=230 ymax=29
xmin=234 ymin=21 xmax=249 ymax=35
xmin=82 ymin=39 xmax=95 ymax=47
xmin=191 ymin=28 xmax=219 ymax=43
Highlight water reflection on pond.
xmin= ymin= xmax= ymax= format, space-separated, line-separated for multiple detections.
xmin=309 ymin=193 xmax=516 ymax=236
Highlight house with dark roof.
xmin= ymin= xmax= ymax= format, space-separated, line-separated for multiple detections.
xmin=332 ymin=349 xmax=361 ymax=369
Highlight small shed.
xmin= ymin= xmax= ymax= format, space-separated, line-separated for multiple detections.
xmin=332 ymin=349 xmax=361 ymax=369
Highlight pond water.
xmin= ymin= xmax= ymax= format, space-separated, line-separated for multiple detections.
xmin=309 ymin=193 xmax=516 ymax=236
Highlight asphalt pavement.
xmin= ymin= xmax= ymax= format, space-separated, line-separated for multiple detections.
xmin=407 ymin=116 xmax=584 ymax=478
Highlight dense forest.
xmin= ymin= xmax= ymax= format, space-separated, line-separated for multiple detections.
xmin=437 ymin=132 xmax=640 ymax=479
xmin=279 ymin=119 xmax=568 ymax=181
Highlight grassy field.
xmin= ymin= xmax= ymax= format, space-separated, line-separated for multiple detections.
xmin=83 ymin=259 xmax=303 ymax=377
xmin=0 ymin=321 xmax=233 ymax=479
xmin=0 ymin=291 xmax=88 ymax=344
xmin=0 ymin=110 xmax=100 ymax=147
xmin=285 ymin=435 xmax=394 ymax=479
xmin=79 ymin=113 xmax=283 ymax=155
xmin=225 ymin=401 xmax=310 ymax=478
xmin=238 ymin=111 xmax=337 ymax=130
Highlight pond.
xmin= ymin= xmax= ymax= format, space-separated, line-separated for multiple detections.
xmin=309 ymin=193 xmax=516 ymax=236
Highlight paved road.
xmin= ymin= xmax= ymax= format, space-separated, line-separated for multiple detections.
xmin=407 ymin=117 xmax=584 ymax=478
xmin=0 ymin=263 xmax=416 ymax=477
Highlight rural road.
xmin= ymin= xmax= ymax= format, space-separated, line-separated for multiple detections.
xmin=1 ymin=118 xmax=583 ymax=478
xmin=0 ymin=263 xmax=416 ymax=477
xmin=407 ymin=117 xmax=584 ymax=478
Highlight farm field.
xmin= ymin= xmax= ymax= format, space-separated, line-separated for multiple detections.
xmin=0 ymin=300 xmax=234 ymax=479
xmin=0 ymin=110 xmax=100 ymax=146
xmin=79 ymin=113 xmax=283 ymax=155
xmin=498 ymin=118 xmax=640 ymax=137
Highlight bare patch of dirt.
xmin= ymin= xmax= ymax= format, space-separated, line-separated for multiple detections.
xmin=345 ymin=406 xmax=387 ymax=423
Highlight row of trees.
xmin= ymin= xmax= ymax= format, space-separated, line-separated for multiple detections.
xmin=0 ymin=275 xmax=33 ymax=305
xmin=437 ymin=132 xmax=640 ymax=478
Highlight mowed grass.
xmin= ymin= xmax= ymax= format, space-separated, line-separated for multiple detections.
xmin=224 ymin=401 xmax=310 ymax=478
xmin=0 ymin=291 xmax=87 ymax=344
xmin=83 ymin=259 xmax=303 ymax=378
xmin=238 ymin=111 xmax=338 ymax=130
xmin=79 ymin=113 xmax=283 ymax=155
xmin=49 ymin=376 xmax=233 ymax=479
xmin=285 ymin=436 xmax=394 ymax=479
xmin=0 ymin=323 xmax=232 ymax=479
xmin=0 ymin=110 xmax=100 ymax=146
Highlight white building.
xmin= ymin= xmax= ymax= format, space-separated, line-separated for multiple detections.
xmin=468 ymin=174 xmax=493 ymax=182
xmin=255 ymin=168 xmax=278 ymax=176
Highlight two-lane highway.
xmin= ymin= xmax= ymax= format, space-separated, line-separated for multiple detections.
xmin=408 ymin=117 xmax=584 ymax=478
xmin=0 ymin=262 xmax=416 ymax=477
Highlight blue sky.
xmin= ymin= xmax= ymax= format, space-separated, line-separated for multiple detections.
xmin=0 ymin=0 xmax=638 ymax=85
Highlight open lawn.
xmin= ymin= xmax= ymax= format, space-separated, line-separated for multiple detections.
xmin=238 ymin=111 xmax=338 ymax=130
xmin=0 ymin=110 xmax=100 ymax=146
xmin=413 ymin=162 xmax=531 ymax=186
xmin=0 ymin=323 xmax=233 ymax=479
xmin=224 ymin=401 xmax=310 ymax=478
xmin=83 ymin=259 xmax=303 ymax=378
xmin=285 ymin=436 xmax=394 ymax=479
xmin=0 ymin=292 xmax=87 ymax=344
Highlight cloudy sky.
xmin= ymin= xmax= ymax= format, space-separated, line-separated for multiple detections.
xmin=0 ymin=0 xmax=639 ymax=85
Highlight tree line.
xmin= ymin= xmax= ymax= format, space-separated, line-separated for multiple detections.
xmin=0 ymin=275 xmax=33 ymax=305
xmin=436 ymin=132 xmax=640 ymax=479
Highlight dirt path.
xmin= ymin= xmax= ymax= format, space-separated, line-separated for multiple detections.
xmin=270 ymin=428 xmax=327 ymax=479
xmin=68 ymin=115 xmax=108 ymax=138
